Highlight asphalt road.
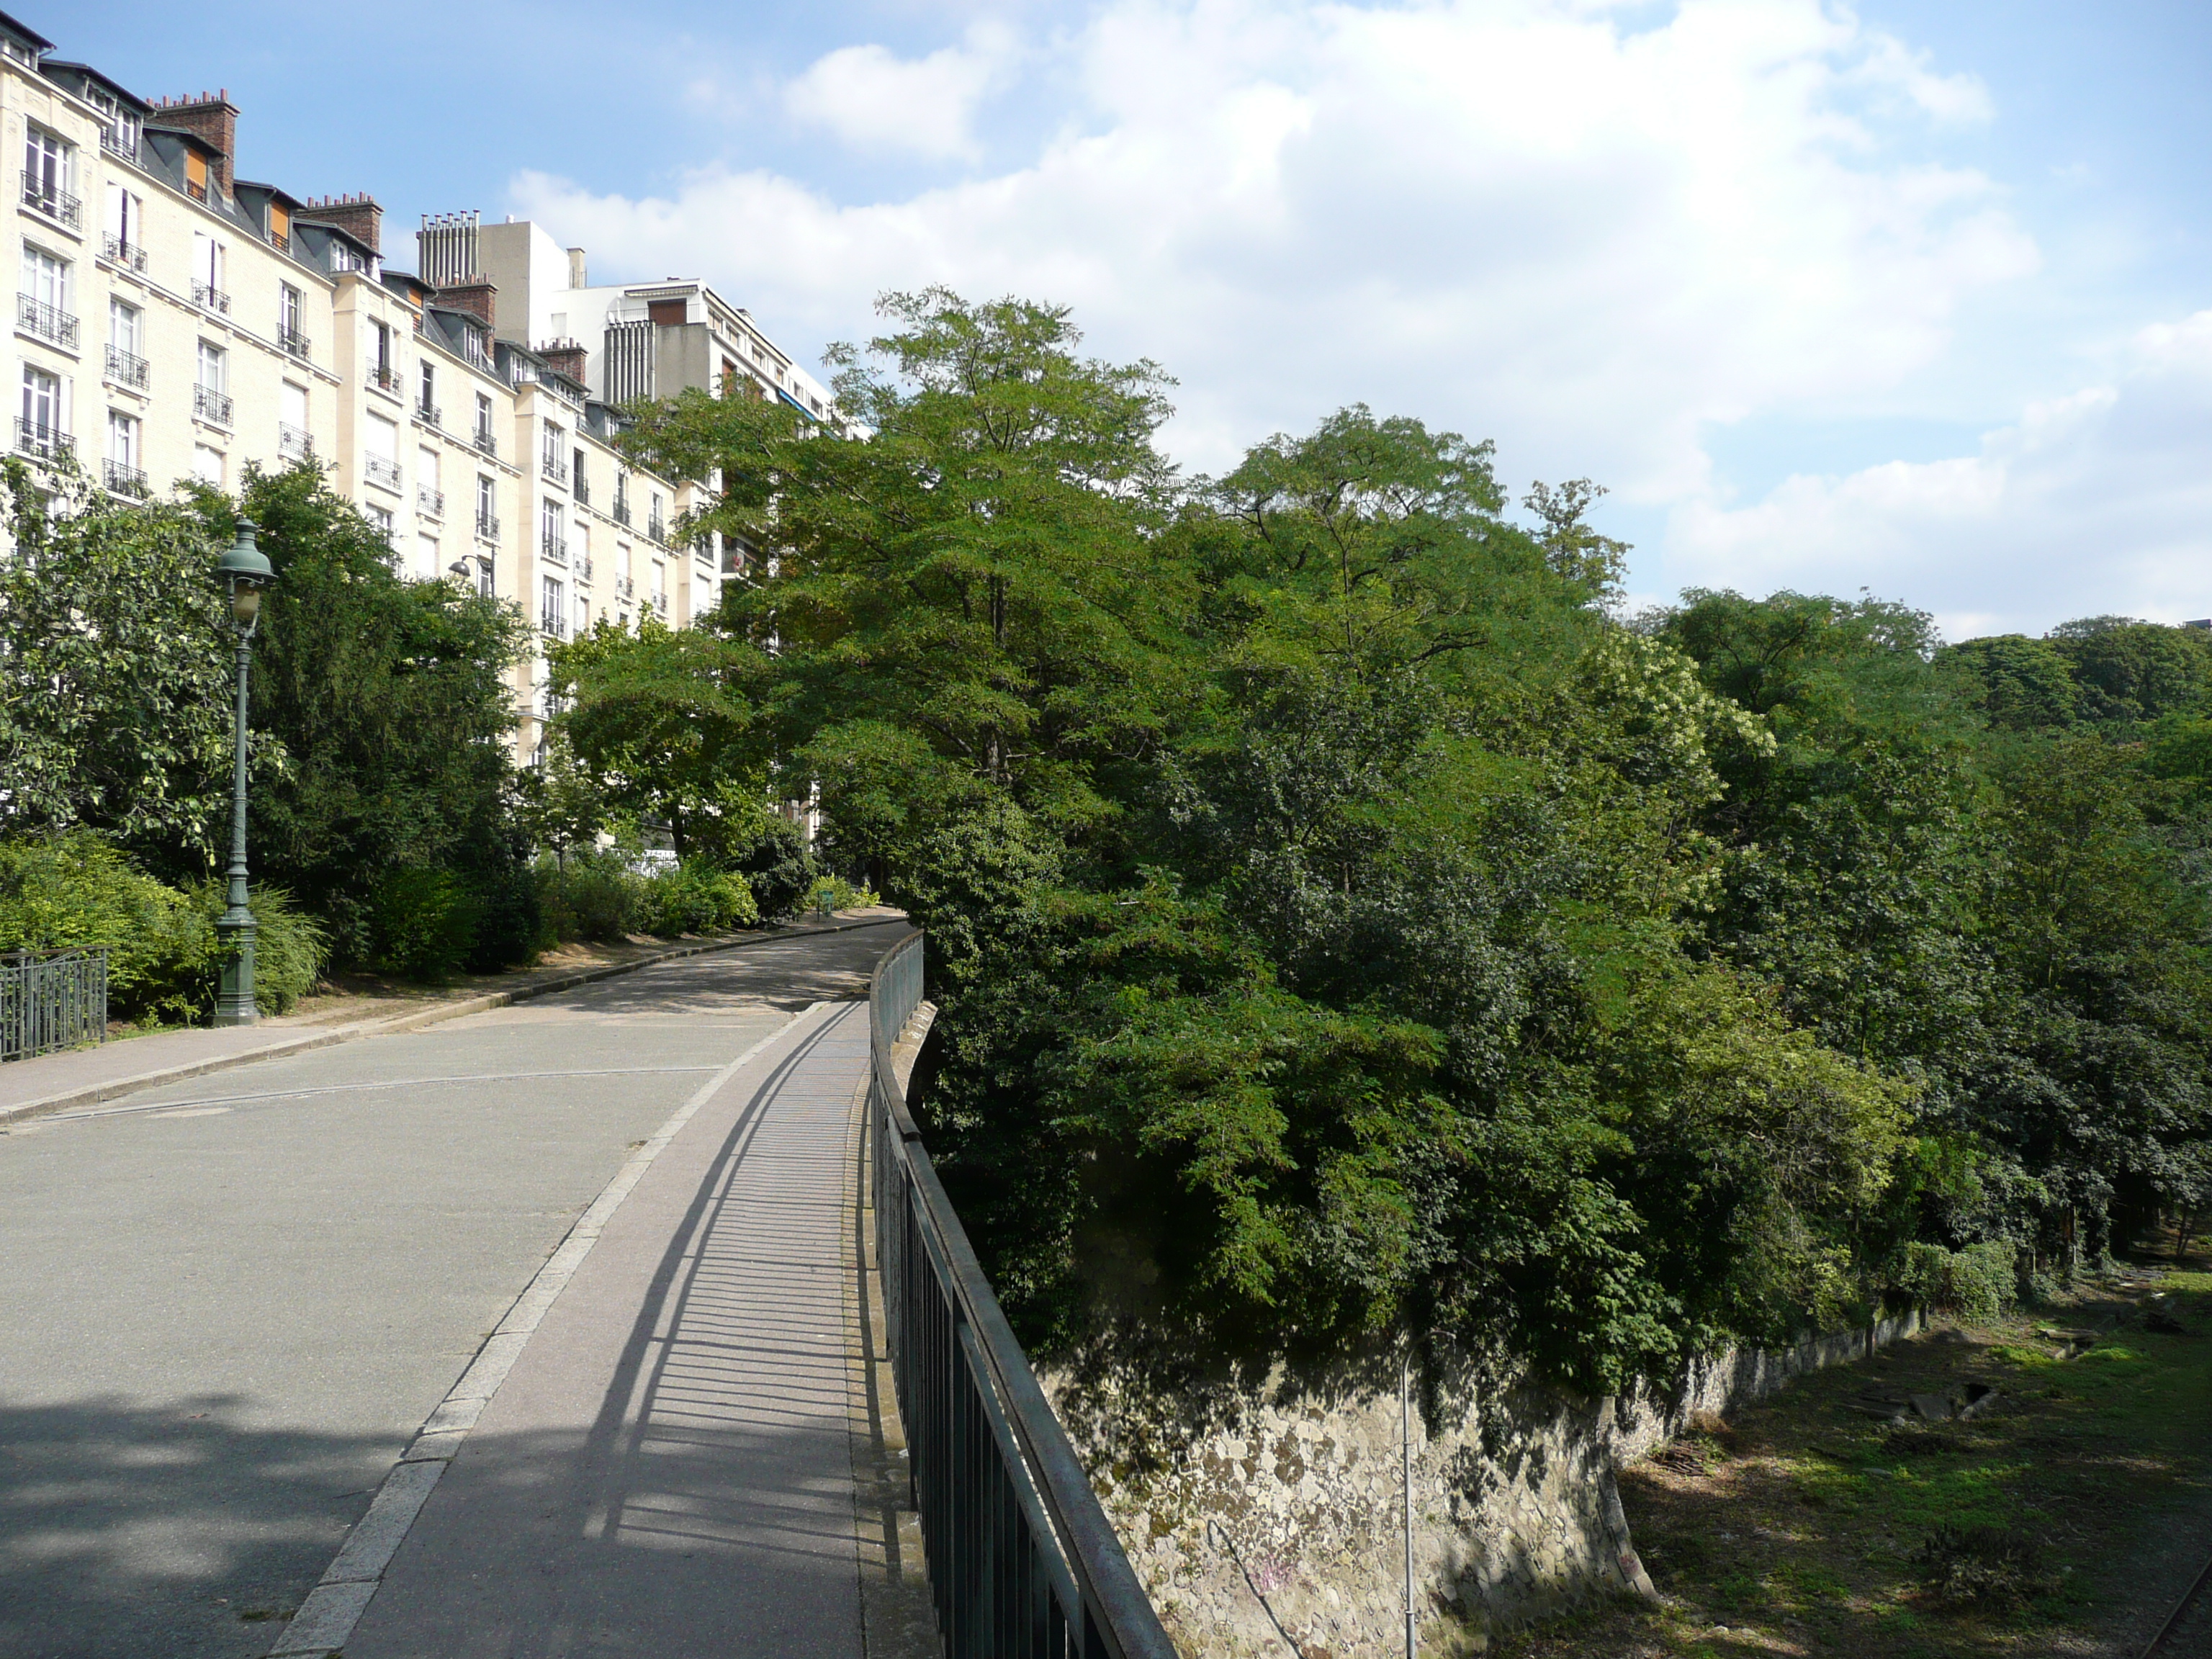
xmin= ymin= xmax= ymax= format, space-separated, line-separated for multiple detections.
xmin=0 ymin=922 xmax=904 ymax=1659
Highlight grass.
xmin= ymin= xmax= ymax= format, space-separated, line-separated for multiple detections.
xmin=1491 ymin=1266 xmax=2212 ymax=1658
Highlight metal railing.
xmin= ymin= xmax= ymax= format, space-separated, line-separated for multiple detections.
xmin=541 ymin=531 xmax=568 ymax=566
xmin=102 ymin=233 xmax=147 ymax=272
xmin=476 ymin=510 xmax=500 ymax=541
xmin=541 ymin=452 xmax=568 ymax=486
xmin=575 ymin=552 xmax=593 ymax=583
xmin=2 ymin=948 xmax=107 ymax=1062
xmin=612 ymin=498 xmax=631 ymax=526
xmin=21 ymin=171 xmax=79 ymax=228
xmin=103 ymin=459 xmax=148 ymax=497
xmin=473 ymin=428 xmax=497 ymax=458
xmin=418 ymin=485 xmax=444 ymax=518
xmin=17 ymin=292 xmax=76 ymax=348
xmin=99 ymin=127 xmax=137 ymax=161
xmin=193 ymin=384 xmax=233 ymax=426
xmin=369 ymin=363 xmax=404 ymax=397
xmin=866 ymin=934 xmax=1175 ymax=1659
xmin=15 ymin=418 xmax=72 ymax=463
xmin=279 ymin=423 xmax=313 ymax=460
xmin=193 ymin=281 xmax=230 ymax=315
xmin=279 ymin=325 xmax=310 ymax=360
xmin=647 ymin=513 xmax=667 ymax=545
xmin=105 ymin=343 xmax=148 ymax=388
xmin=363 ymin=454 xmax=400 ymax=490
xmin=417 ymin=401 xmax=441 ymax=429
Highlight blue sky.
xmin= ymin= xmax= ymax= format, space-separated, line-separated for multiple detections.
xmin=53 ymin=1 xmax=2212 ymax=638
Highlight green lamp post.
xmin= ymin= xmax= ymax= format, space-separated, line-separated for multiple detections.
xmin=213 ymin=518 xmax=275 ymax=1028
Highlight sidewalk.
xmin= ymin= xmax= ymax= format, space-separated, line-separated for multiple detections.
xmin=0 ymin=909 xmax=907 ymax=1125
xmin=274 ymin=999 xmax=920 ymax=1658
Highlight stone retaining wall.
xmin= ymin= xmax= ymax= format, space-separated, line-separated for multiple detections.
xmin=1046 ymin=1310 xmax=1922 ymax=1656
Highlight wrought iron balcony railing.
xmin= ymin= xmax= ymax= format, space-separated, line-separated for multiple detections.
xmin=192 ymin=281 xmax=230 ymax=315
xmin=20 ymin=172 xmax=79 ymax=228
xmin=279 ymin=325 xmax=310 ymax=360
xmin=539 ymin=608 xmax=567 ymax=639
xmin=278 ymin=423 xmax=313 ymax=460
xmin=369 ymin=364 xmax=403 ymax=397
xmin=472 ymin=428 xmax=496 ymax=457
xmin=101 ymin=234 xmax=146 ymax=272
xmin=612 ymin=498 xmax=631 ymax=526
xmin=475 ymin=511 xmax=500 ymax=541
xmin=17 ymin=292 xmax=76 ymax=348
xmin=105 ymin=345 xmax=148 ymax=388
xmin=574 ymin=475 xmax=590 ymax=506
xmin=575 ymin=554 xmax=593 ymax=583
xmin=540 ymin=531 xmax=568 ymax=566
xmin=192 ymin=384 xmax=233 ymax=426
xmin=103 ymin=458 xmax=148 ymax=497
xmin=99 ymin=127 xmax=137 ymax=161
xmin=14 ymin=418 xmax=71 ymax=463
xmin=418 ymin=485 xmax=444 ymax=519
xmin=647 ymin=514 xmax=667 ymax=546
xmin=652 ymin=592 xmax=667 ymax=616
xmin=417 ymin=401 xmax=441 ymax=428
xmin=541 ymin=453 xmax=568 ymax=486
xmin=363 ymin=454 xmax=401 ymax=491
xmin=618 ymin=575 xmax=635 ymax=599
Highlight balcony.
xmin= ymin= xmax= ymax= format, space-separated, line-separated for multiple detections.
xmin=192 ymin=384 xmax=233 ymax=427
xmin=575 ymin=553 xmax=593 ymax=584
xmin=100 ymin=233 xmax=145 ymax=273
xmin=192 ymin=281 xmax=230 ymax=315
xmin=102 ymin=458 xmax=148 ymax=498
xmin=618 ymin=575 xmax=635 ymax=600
xmin=418 ymin=485 xmax=444 ymax=519
xmin=369 ymin=364 xmax=403 ymax=398
xmin=472 ymin=428 xmax=496 ymax=458
xmin=416 ymin=401 xmax=441 ymax=429
xmin=475 ymin=511 xmax=500 ymax=541
xmin=20 ymin=172 xmax=79 ymax=229
xmin=99 ymin=127 xmax=137 ymax=162
xmin=540 ymin=531 xmax=568 ymax=567
xmin=612 ymin=498 xmax=631 ymax=527
xmin=279 ymin=325 xmax=310 ymax=361
xmin=17 ymin=292 xmax=77 ymax=349
xmin=269 ymin=230 xmax=289 ymax=254
xmin=647 ymin=514 xmax=667 ymax=546
xmin=278 ymin=423 xmax=313 ymax=461
xmin=574 ymin=475 xmax=590 ymax=507
xmin=363 ymin=454 xmax=401 ymax=492
xmin=14 ymin=418 xmax=71 ymax=463
xmin=104 ymin=345 xmax=148 ymax=388
xmin=541 ymin=453 xmax=568 ymax=486
xmin=652 ymin=593 xmax=668 ymax=618
xmin=539 ymin=609 xmax=567 ymax=640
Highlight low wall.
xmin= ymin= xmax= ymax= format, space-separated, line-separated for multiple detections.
xmin=1046 ymin=1310 xmax=1922 ymax=1657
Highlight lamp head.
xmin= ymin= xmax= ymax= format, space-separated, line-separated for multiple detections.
xmin=215 ymin=518 xmax=275 ymax=627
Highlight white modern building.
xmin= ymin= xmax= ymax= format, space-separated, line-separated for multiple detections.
xmin=3 ymin=9 xmax=832 ymax=765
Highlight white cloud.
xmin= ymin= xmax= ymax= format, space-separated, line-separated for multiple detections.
xmin=1667 ymin=311 xmax=2212 ymax=636
xmin=783 ymin=24 xmax=1017 ymax=161
xmin=516 ymin=0 xmax=2063 ymax=593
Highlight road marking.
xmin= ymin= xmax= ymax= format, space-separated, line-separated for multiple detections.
xmin=264 ymin=1003 xmax=827 ymax=1659
xmin=45 ymin=1066 xmax=725 ymax=1122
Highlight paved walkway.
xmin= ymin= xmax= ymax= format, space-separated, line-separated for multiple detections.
xmin=0 ymin=924 xmax=925 ymax=1659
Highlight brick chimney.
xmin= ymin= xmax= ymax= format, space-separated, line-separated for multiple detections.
xmin=299 ymin=193 xmax=383 ymax=257
xmin=433 ymin=279 xmax=498 ymax=331
xmin=539 ymin=339 xmax=588 ymax=385
xmin=149 ymin=91 xmax=237 ymax=192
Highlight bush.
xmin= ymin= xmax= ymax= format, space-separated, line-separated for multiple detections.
xmin=807 ymin=873 xmax=881 ymax=914
xmin=1897 ymin=1240 xmax=2018 ymax=1325
xmin=736 ymin=817 xmax=818 ymax=920
xmin=536 ymin=853 xmax=648 ymax=944
xmin=1913 ymin=1523 xmax=2051 ymax=1607
xmin=189 ymin=879 xmax=326 ymax=1014
xmin=368 ymin=867 xmax=482 ymax=983
xmin=639 ymin=863 xmax=759 ymax=936
xmin=464 ymin=858 xmax=544 ymax=972
xmin=0 ymin=832 xmax=211 ymax=1023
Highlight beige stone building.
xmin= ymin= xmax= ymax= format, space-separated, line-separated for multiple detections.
xmin=4 ymin=9 xmax=822 ymax=763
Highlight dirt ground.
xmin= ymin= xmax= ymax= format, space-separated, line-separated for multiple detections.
xmin=1488 ymin=1264 xmax=2212 ymax=1659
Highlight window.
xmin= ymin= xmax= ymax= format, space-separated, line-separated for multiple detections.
xmin=184 ymin=149 xmax=210 ymax=202
xmin=474 ymin=559 xmax=494 ymax=601
xmin=418 ymin=359 xmax=438 ymax=423
xmin=193 ymin=443 xmax=223 ymax=485
xmin=107 ymin=297 xmax=143 ymax=369
xmin=371 ymin=320 xmax=395 ymax=390
xmin=540 ymin=574 xmax=566 ymax=637
xmin=418 ymin=446 xmax=443 ymax=517
xmin=19 ymin=364 xmax=63 ymax=454
xmin=85 ymin=88 xmax=139 ymax=158
xmin=279 ymin=284 xmax=306 ymax=356
xmin=474 ymin=392 xmax=492 ymax=439
xmin=194 ymin=341 xmax=230 ymax=426
xmin=23 ymin=126 xmax=73 ymax=223
xmin=539 ymin=497 xmax=565 ymax=562
xmin=280 ymin=381 xmax=310 ymax=459
xmin=19 ymin=244 xmax=74 ymax=347
xmin=192 ymin=233 xmax=227 ymax=310
xmin=541 ymin=423 xmax=565 ymax=483
xmin=572 ymin=448 xmax=588 ymax=503
xmin=107 ymin=410 xmax=138 ymax=467
xmin=268 ymin=201 xmax=290 ymax=251
xmin=418 ymin=534 xmax=441 ymax=581
xmin=364 ymin=502 xmax=393 ymax=537
xmin=475 ymin=474 xmax=496 ymax=536
xmin=364 ymin=415 xmax=399 ymax=490
xmin=104 ymin=184 xmax=145 ymax=265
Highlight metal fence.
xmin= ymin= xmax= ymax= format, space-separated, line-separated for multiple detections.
xmin=1 ymin=948 xmax=107 ymax=1062
xmin=868 ymin=933 xmax=1176 ymax=1659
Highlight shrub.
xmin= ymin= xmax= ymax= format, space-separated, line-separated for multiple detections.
xmin=1913 ymin=1524 xmax=2051 ymax=1607
xmin=807 ymin=873 xmax=881 ymax=914
xmin=188 ymin=879 xmax=327 ymax=1013
xmin=736 ymin=817 xmax=818 ymax=920
xmin=640 ymin=863 xmax=759 ymax=936
xmin=0 ymin=832 xmax=211 ymax=1023
xmin=464 ymin=858 xmax=545 ymax=972
xmin=1897 ymin=1240 xmax=2018 ymax=1325
xmin=368 ymin=867 xmax=482 ymax=982
xmin=536 ymin=853 xmax=648 ymax=944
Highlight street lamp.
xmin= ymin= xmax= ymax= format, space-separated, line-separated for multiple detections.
xmin=212 ymin=518 xmax=275 ymax=1028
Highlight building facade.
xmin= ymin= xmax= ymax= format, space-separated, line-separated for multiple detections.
xmin=3 ymin=10 xmax=827 ymax=764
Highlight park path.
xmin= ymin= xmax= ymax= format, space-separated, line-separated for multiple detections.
xmin=0 ymin=922 xmax=912 ymax=1659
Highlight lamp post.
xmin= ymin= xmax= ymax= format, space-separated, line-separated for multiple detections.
xmin=213 ymin=518 xmax=274 ymax=1028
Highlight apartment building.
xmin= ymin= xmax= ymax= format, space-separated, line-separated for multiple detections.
xmin=0 ymin=9 xmax=822 ymax=763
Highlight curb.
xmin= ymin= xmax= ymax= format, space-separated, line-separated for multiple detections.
xmin=0 ymin=914 xmax=908 ymax=1128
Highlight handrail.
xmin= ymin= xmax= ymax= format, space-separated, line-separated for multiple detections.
xmin=1 ymin=947 xmax=107 ymax=1062
xmin=868 ymin=932 xmax=1175 ymax=1659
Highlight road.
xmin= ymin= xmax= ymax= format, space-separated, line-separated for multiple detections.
xmin=0 ymin=922 xmax=905 ymax=1659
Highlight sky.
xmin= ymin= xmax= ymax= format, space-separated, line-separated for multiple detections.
xmin=53 ymin=0 xmax=2212 ymax=639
